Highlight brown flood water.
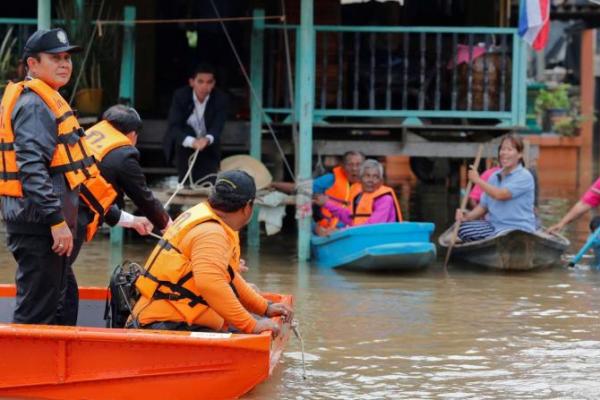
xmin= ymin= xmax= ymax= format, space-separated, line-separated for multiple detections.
xmin=1 ymin=183 xmax=600 ymax=399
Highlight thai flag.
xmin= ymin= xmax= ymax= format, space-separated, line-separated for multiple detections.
xmin=518 ymin=0 xmax=551 ymax=51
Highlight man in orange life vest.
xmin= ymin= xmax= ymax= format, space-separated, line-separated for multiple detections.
xmin=63 ymin=105 xmax=172 ymax=325
xmin=271 ymin=151 xmax=365 ymax=235
xmin=77 ymin=105 xmax=171 ymax=244
xmin=314 ymin=159 xmax=403 ymax=227
xmin=129 ymin=170 xmax=292 ymax=334
xmin=0 ymin=29 xmax=98 ymax=325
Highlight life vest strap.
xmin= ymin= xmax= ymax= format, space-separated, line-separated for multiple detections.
xmin=144 ymin=265 xmax=238 ymax=308
xmin=75 ymin=134 xmax=92 ymax=174
xmin=144 ymin=269 xmax=209 ymax=307
xmin=352 ymin=213 xmax=371 ymax=218
xmin=49 ymin=155 xmax=95 ymax=174
xmin=157 ymin=238 xmax=181 ymax=253
xmin=55 ymin=110 xmax=75 ymax=124
xmin=80 ymin=183 xmax=107 ymax=220
xmin=0 ymin=139 xmax=13 ymax=182
xmin=0 ymin=142 xmax=14 ymax=151
xmin=226 ymin=265 xmax=239 ymax=298
xmin=1 ymin=171 xmax=18 ymax=181
xmin=57 ymin=127 xmax=85 ymax=146
xmin=177 ymin=271 xmax=194 ymax=286
xmin=328 ymin=195 xmax=349 ymax=206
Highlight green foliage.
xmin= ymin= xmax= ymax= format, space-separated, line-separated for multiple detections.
xmin=534 ymin=84 xmax=571 ymax=114
xmin=56 ymin=0 xmax=113 ymax=91
xmin=553 ymin=114 xmax=596 ymax=137
xmin=0 ymin=27 xmax=18 ymax=92
xmin=533 ymin=84 xmax=595 ymax=136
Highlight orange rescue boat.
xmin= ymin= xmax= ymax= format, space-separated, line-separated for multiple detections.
xmin=0 ymin=285 xmax=293 ymax=400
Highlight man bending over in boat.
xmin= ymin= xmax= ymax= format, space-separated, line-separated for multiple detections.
xmin=62 ymin=105 xmax=173 ymax=325
xmin=455 ymin=133 xmax=536 ymax=242
xmin=313 ymin=159 xmax=403 ymax=228
xmin=271 ymin=151 xmax=365 ymax=236
xmin=128 ymin=170 xmax=292 ymax=335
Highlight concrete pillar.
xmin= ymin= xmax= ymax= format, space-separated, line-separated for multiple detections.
xmin=296 ymin=0 xmax=315 ymax=261
xmin=37 ymin=0 xmax=51 ymax=30
xmin=248 ymin=9 xmax=265 ymax=248
xmin=111 ymin=6 xmax=137 ymax=268
xmin=580 ymin=29 xmax=596 ymax=190
xmin=119 ymin=6 xmax=136 ymax=105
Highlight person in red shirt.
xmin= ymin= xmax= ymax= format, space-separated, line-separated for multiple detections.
xmin=549 ymin=177 xmax=600 ymax=234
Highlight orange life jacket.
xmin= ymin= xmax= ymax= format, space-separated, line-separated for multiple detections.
xmin=318 ymin=166 xmax=361 ymax=229
xmin=352 ymin=185 xmax=403 ymax=225
xmin=135 ymin=202 xmax=240 ymax=326
xmin=0 ymin=79 xmax=98 ymax=197
xmin=79 ymin=120 xmax=130 ymax=241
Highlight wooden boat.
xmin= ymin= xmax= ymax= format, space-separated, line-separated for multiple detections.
xmin=438 ymin=227 xmax=570 ymax=271
xmin=311 ymin=222 xmax=436 ymax=271
xmin=0 ymin=285 xmax=293 ymax=400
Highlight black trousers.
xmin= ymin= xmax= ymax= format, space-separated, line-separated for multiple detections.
xmin=135 ymin=321 xmax=214 ymax=332
xmin=60 ymin=210 xmax=93 ymax=326
xmin=8 ymin=233 xmax=77 ymax=325
xmin=175 ymin=145 xmax=220 ymax=184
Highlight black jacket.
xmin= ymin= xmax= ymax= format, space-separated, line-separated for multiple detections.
xmin=1 ymin=89 xmax=80 ymax=236
xmin=162 ymin=86 xmax=228 ymax=165
xmin=95 ymin=145 xmax=170 ymax=231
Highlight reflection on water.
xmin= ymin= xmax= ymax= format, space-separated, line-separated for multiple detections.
xmin=244 ymin=240 xmax=600 ymax=400
xmin=1 ymin=184 xmax=600 ymax=399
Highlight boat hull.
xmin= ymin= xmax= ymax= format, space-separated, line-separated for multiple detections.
xmin=439 ymin=228 xmax=569 ymax=271
xmin=311 ymin=222 xmax=436 ymax=271
xmin=0 ymin=285 xmax=292 ymax=400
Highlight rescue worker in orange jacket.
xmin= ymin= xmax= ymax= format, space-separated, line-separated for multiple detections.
xmin=314 ymin=159 xmax=403 ymax=227
xmin=270 ymin=151 xmax=364 ymax=235
xmin=64 ymin=105 xmax=172 ymax=325
xmin=0 ymin=29 xmax=99 ymax=325
xmin=77 ymin=105 xmax=171 ymax=243
xmin=129 ymin=170 xmax=292 ymax=334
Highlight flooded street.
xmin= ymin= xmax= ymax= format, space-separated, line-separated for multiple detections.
xmin=1 ymin=184 xmax=600 ymax=399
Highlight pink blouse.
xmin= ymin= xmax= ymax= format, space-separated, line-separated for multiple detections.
xmin=581 ymin=178 xmax=600 ymax=207
xmin=469 ymin=166 xmax=501 ymax=202
xmin=324 ymin=194 xmax=397 ymax=226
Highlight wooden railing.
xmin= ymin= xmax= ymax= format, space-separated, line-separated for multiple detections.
xmin=257 ymin=24 xmax=527 ymax=127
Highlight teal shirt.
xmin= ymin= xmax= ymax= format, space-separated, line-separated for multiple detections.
xmin=480 ymin=165 xmax=536 ymax=234
xmin=312 ymin=173 xmax=335 ymax=194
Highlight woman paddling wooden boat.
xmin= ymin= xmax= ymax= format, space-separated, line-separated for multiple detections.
xmin=454 ymin=133 xmax=537 ymax=242
xmin=439 ymin=227 xmax=569 ymax=271
xmin=440 ymin=133 xmax=569 ymax=270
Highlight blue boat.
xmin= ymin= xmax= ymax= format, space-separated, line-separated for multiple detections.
xmin=311 ymin=222 xmax=436 ymax=271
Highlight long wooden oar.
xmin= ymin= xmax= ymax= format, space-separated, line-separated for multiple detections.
xmin=444 ymin=144 xmax=485 ymax=268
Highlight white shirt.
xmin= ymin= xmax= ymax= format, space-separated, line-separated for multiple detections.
xmin=182 ymin=92 xmax=214 ymax=148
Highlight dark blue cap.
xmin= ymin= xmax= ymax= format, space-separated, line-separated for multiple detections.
xmin=208 ymin=170 xmax=256 ymax=212
xmin=23 ymin=29 xmax=82 ymax=58
xmin=214 ymin=170 xmax=256 ymax=203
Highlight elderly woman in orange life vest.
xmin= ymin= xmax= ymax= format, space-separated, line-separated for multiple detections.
xmin=314 ymin=159 xmax=403 ymax=228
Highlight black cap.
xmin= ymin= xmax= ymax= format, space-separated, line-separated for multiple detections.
xmin=23 ymin=29 xmax=82 ymax=59
xmin=209 ymin=170 xmax=256 ymax=212
xmin=102 ymin=105 xmax=143 ymax=134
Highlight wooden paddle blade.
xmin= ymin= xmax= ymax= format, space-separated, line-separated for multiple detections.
xmin=443 ymin=222 xmax=461 ymax=268
xmin=443 ymin=144 xmax=485 ymax=269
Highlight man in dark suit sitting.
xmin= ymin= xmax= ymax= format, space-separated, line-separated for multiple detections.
xmin=163 ymin=63 xmax=229 ymax=184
